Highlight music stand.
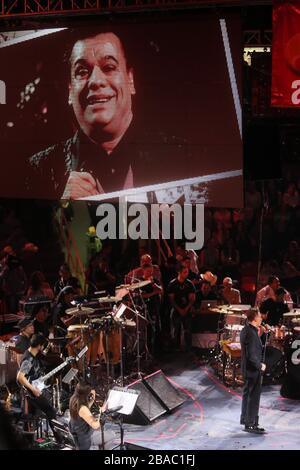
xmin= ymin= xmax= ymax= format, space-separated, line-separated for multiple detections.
xmin=105 ymin=386 xmax=140 ymax=450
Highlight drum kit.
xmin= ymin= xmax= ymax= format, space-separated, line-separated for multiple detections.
xmin=211 ymin=305 xmax=300 ymax=386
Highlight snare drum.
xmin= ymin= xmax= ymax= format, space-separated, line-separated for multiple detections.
xmin=269 ymin=326 xmax=287 ymax=352
xmin=224 ymin=313 xmax=246 ymax=326
xmin=222 ymin=324 xmax=243 ymax=342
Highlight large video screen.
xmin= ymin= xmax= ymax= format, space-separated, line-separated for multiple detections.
xmin=0 ymin=13 xmax=242 ymax=206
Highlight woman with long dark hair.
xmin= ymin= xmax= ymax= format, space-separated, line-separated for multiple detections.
xmin=69 ymin=383 xmax=114 ymax=450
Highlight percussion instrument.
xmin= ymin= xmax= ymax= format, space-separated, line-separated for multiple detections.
xmin=67 ymin=324 xmax=89 ymax=335
xmin=283 ymin=310 xmax=300 ymax=318
xmin=227 ymin=304 xmax=251 ymax=312
xmin=293 ymin=326 xmax=300 ymax=336
xmin=65 ymin=306 xmax=95 ymax=316
xmin=222 ymin=324 xmax=243 ymax=342
xmin=221 ymin=340 xmax=241 ymax=358
xmin=98 ymin=296 xmax=119 ymax=304
xmin=268 ymin=326 xmax=288 ymax=352
xmin=66 ymin=324 xmax=90 ymax=368
xmin=224 ymin=313 xmax=246 ymax=326
xmin=99 ymin=328 xmax=121 ymax=364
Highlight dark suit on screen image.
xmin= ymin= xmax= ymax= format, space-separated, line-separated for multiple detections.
xmin=240 ymin=322 xmax=263 ymax=427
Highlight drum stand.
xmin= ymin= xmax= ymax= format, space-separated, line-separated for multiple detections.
xmin=125 ymin=291 xmax=149 ymax=379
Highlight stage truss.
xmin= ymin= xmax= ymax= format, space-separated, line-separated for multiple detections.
xmin=0 ymin=0 xmax=270 ymax=19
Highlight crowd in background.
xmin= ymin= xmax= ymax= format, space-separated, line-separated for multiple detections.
xmin=0 ymin=177 xmax=300 ymax=324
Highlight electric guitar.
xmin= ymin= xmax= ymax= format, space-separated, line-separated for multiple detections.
xmin=22 ymin=356 xmax=74 ymax=395
xmin=20 ymin=345 xmax=88 ymax=396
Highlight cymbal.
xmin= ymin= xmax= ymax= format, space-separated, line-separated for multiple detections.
xmin=209 ymin=307 xmax=228 ymax=314
xmin=98 ymin=296 xmax=119 ymax=303
xmin=67 ymin=324 xmax=89 ymax=331
xmin=117 ymin=280 xmax=152 ymax=291
xmin=283 ymin=311 xmax=300 ymax=317
xmin=66 ymin=306 xmax=95 ymax=316
xmin=128 ymin=280 xmax=151 ymax=290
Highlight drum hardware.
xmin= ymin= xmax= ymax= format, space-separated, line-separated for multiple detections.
xmin=125 ymin=290 xmax=151 ymax=379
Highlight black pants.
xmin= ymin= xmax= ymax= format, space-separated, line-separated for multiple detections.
xmin=27 ymin=394 xmax=61 ymax=442
xmin=171 ymin=310 xmax=192 ymax=352
xmin=28 ymin=394 xmax=56 ymax=420
xmin=241 ymin=373 xmax=262 ymax=426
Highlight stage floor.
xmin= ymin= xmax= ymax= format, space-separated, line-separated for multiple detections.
xmin=121 ymin=353 xmax=300 ymax=450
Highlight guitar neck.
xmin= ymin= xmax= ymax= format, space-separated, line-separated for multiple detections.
xmin=41 ymin=359 xmax=69 ymax=383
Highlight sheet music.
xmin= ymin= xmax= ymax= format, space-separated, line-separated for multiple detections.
xmin=107 ymin=388 xmax=139 ymax=415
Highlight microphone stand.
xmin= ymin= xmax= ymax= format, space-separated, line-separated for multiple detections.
xmin=261 ymin=327 xmax=270 ymax=385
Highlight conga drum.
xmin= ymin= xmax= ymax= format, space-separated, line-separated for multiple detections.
xmin=67 ymin=324 xmax=90 ymax=369
xmin=99 ymin=328 xmax=121 ymax=365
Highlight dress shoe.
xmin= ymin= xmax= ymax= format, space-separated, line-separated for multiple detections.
xmin=244 ymin=425 xmax=266 ymax=434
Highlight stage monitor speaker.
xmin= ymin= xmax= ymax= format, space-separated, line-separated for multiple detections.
xmin=125 ymin=379 xmax=167 ymax=425
xmin=143 ymin=370 xmax=187 ymax=412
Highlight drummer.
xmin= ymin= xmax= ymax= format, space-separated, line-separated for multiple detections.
xmin=260 ymin=287 xmax=290 ymax=327
xmin=52 ymin=286 xmax=77 ymax=332
xmin=220 ymin=277 xmax=241 ymax=305
xmin=31 ymin=302 xmax=51 ymax=337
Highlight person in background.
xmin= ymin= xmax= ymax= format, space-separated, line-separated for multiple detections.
xmin=26 ymin=271 xmax=54 ymax=300
xmin=259 ymin=287 xmax=290 ymax=326
xmin=168 ymin=264 xmax=196 ymax=352
xmin=255 ymin=275 xmax=293 ymax=309
xmin=221 ymin=277 xmax=241 ymax=305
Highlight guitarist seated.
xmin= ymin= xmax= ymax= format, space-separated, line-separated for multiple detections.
xmin=17 ymin=333 xmax=57 ymax=427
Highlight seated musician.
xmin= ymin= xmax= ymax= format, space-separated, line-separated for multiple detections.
xmin=16 ymin=333 xmax=58 ymax=438
xmin=52 ymin=286 xmax=76 ymax=332
xmin=69 ymin=383 xmax=115 ymax=450
xmin=220 ymin=277 xmax=241 ymax=305
xmin=126 ymin=253 xmax=161 ymax=284
xmin=14 ymin=318 xmax=34 ymax=366
xmin=31 ymin=302 xmax=51 ymax=337
xmin=140 ymin=263 xmax=163 ymax=355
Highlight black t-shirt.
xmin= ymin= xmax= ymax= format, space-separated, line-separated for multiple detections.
xmin=15 ymin=334 xmax=30 ymax=354
xmin=260 ymin=298 xmax=289 ymax=326
xmin=141 ymin=278 xmax=161 ymax=317
xmin=33 ymin=319 xmax=50 ymax=338
xmin=19 ymin=350 xmax=43 ymax=383
xmin=167 ymin=278 xmax=195 ymax=309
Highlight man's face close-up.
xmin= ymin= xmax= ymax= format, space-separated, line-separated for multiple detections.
xmin=69 ymin=32 xmax=135 ymax=141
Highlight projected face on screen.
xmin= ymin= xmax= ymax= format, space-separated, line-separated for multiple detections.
xmin=0 ymin=14 xmax=243 ymax=206
xmin=69 ymin=32 xmax=135 ymax=142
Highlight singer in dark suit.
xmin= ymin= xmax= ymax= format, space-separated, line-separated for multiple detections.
xmin=240 ymin=309 xmax=266 ymax=434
